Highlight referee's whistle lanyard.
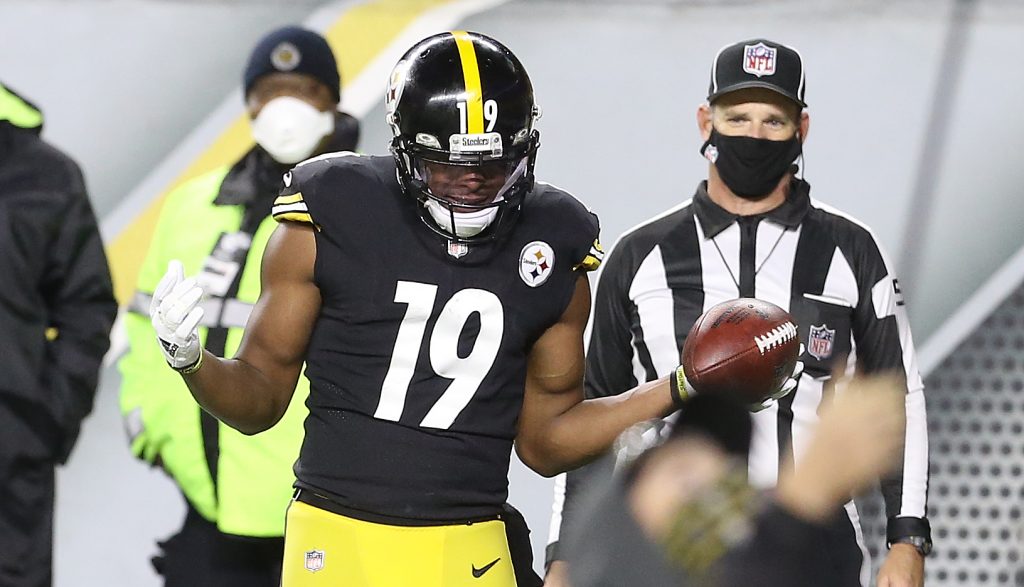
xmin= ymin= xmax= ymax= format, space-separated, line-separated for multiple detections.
xmin=700 ymin=129 xmax=802 ymax=200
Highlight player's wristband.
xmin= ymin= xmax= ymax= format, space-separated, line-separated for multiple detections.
xmin=174 ymin=350 xmax=203 ymax=375
xmin=671 ymin=365 xmax=695 ymax=408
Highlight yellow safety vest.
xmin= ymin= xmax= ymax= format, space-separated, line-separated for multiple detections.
xmin=118 ymin=165 xmax=309 ymax=537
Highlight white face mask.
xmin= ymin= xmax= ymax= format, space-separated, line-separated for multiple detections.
xmin=250 ymin=96 xmax=334 ymax=164
xmin=424 ymin=200 xmax=499 ymax=238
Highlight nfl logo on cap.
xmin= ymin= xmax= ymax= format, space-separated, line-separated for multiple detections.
xmin=743 ymin=42 xmax=776 ymax=77
xmin=707 ymin=38 xmax=807 ymax=108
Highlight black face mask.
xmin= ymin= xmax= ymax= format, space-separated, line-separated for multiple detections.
xmin=700 ymin=128 xmax=802 ymax=200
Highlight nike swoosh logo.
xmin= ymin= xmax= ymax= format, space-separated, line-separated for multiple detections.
xmin=471 ymin=557 xmax=500 ymax=578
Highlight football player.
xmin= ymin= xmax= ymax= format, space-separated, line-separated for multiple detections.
xmin=149 ymin=31 xmax=688 ymax=587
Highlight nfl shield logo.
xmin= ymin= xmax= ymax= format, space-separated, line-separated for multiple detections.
xmin=305 ymin=550 xmax=325 ymax=573
xmin=808 ymin=324 xmax=835 ymax=360
xmin=447 ymin=240 xmax=469 ymax=259
xmin=743 ymin=43 xmax=777 ymax=78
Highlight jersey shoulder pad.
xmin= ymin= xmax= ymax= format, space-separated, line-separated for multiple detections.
xmin=576 ymin=238 xmax=605 ymax=272
xmin=272 ymin=151 xmax=363 ymax=228
xmin=530 ymin=181 xmax=604 ymax=272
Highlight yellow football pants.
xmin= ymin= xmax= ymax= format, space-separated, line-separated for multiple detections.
xmin=282 ymin=498 xmax=517 ymax=587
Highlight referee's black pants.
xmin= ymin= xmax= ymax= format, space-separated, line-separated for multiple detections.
xmin=153 ymin=502 xmax=283 ymax=587
xmin=823 ymin=507 xmax=869 ymax=587
xmin=0 ymin=398 xmax=58 ymax=587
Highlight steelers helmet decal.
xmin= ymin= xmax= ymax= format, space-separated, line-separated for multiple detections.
xmin=385 ymin=59 xmax=409 ymax=132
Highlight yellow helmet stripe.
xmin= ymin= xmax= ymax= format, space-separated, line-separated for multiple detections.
xmin=452 ymin=30 xmax=484 ymax=133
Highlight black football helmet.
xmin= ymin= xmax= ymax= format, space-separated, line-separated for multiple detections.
xmin=386 ymin=31 xmax=541 ymax=242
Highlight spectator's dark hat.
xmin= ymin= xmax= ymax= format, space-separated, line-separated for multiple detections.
xmin=707 ymin=38 xmax=806 ymax=108
xmin=244 ymin=26 xmax=341 ymax=103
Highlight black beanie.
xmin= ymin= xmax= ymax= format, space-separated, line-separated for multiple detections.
xmin=243 ymin=26 xmax=341 ymax=103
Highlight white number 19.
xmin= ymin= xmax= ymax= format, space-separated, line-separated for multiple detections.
xmin=456 ymin=99 xmax=499 ymax=134
xmin=374 ymin=281 xmax=504 ymax=429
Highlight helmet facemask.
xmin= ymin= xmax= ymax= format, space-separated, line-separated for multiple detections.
xmin=392 ymin=131 xmax=538 ymax=242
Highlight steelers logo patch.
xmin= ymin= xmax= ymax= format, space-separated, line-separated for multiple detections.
xmin=271 ymin=42 xmax=301 ymax=71
xmin=519 ymin=241 xmax=555 ymax=287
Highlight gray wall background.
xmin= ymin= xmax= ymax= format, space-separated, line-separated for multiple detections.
xmin=2 ymin=0 xmax=1023 ymax=584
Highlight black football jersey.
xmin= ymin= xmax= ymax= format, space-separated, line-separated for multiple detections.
xmin=272 ymin=154 xmax=601 ymax=522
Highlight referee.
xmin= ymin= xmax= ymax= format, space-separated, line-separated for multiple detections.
xmin=546 ymin=38 xmax=930 ymax=587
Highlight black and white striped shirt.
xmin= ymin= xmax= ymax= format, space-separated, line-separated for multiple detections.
xmin=550 ymin=180 xmax=929 ymax=580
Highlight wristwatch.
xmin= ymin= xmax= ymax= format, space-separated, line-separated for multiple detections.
xmin=888 ymin=535 xmax=933 ymax=557
xmin=887 ymin=516 xmax=932 ymax=557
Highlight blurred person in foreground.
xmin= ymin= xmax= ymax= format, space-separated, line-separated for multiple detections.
xmin=566 ymin=374 xmax=906 ymax=587
xmin=117 ymin=26 xmax=358 ymax=587
xmin=0 ymin=82 xmax=117 ymax=587
xmin=547 ymin=37 xmax=930 ymax=587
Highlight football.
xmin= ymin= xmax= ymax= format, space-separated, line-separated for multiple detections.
xmin=681 ymin=298 xmax=800 ymax=406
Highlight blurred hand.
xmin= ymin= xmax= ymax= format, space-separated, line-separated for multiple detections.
xmin=150 ymin=260 xmax=204 ymax=370
xmin=628 ymin=436 xmax=731 ymax=540
xmin=776 ymin=372 xmax=905 ymax=521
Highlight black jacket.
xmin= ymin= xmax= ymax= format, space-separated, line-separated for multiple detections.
xmin=0 ymin=85 xmax=116 ymax=462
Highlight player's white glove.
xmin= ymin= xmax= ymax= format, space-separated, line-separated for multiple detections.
xmin=749 ymin=344 xmax=805 ymax=412
xmin=151 ymin=260 xmax=205 ymax=372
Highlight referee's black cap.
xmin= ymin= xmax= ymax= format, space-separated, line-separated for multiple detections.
xmin=707 ymin=38 xmax=807 ymax=108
